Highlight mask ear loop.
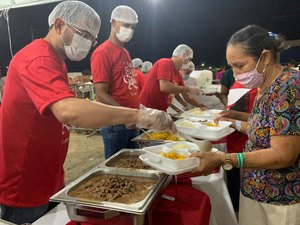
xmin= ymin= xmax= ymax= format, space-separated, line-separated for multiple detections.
xmin=260 ymin=49 xmax=268 ymax=74
xmin=262 ymin=64 xmax=267 ymax=74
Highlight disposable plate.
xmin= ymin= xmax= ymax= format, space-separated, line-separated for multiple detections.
xmin=139 ymin=148 xmax=218 ymax=175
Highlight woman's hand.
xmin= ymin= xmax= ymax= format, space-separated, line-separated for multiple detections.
xmin=191 ymin=151 xmax=225 ymax=175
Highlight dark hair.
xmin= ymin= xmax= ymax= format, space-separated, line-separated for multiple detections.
xmin=227 ymin=24 xmax=288 ymax=61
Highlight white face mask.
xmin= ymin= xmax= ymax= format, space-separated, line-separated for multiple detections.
xmin=61 ymin=31 xmax=92 ymax=61
xmin=116 ymin=26 xmax=134 ymax=43
xmin=181 ymin=63 xmax=190 ymax=70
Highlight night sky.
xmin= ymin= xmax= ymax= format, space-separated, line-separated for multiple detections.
xmin=0 ymin=0 xmax=300 ymax=74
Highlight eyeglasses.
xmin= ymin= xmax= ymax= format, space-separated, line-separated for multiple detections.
xmin=71 ymin=25 xmax=98 ymax=47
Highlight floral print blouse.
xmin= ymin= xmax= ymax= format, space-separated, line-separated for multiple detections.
xmin=241 ymin=68 xmax=300 ymax=205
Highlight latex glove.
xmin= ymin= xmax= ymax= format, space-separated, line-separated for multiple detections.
xmin=188 ymin=86 xmax=201 ymax=96
xmin=136 ymin=106 xmax=177 ymax=133
xmin=125 ymin=123 xmax=138 ymax=130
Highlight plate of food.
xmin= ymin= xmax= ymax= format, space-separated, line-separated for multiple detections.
xmin=140 ymin=142 xmax=218 ymax=175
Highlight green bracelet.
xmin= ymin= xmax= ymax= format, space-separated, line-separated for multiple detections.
xmin=240 ymin=153 xmax=245 ymax=168
xmin=236 ymin=153 xmax=241 ymax=168
xmin=236 ymin=153 xmax=245 ymax=168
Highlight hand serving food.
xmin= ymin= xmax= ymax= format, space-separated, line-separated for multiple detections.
xmin=136 ymin=105 xmax=177 ymax=133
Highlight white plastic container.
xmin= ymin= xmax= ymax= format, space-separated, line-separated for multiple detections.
xmin=175 ymin=119 xmax=232 ymax=138
xmin=165 ymin=141 xmax=199 ymax=152
xmin=161 ymin=151 xmax=195 ymax=170
xmin=143 ymin=145 xmax=166 ymax=163
xmin=143 ymin=141 xmax=199 ymax=170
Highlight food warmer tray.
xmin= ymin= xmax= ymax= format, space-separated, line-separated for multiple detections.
xmin=98 ymin=149 xmax=157 ymax=172
xmin=132 ymin=132 xmax=185 ymax=148
xmin=50 ymin=168 xmax=170 ymax=224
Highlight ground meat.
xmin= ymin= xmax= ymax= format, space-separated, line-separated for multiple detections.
xmin=68 ymin=174 xmax=156 ymax=204
xmin=114 ymin=157 xmax=152 ymax=170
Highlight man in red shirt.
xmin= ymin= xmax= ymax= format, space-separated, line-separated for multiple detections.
xmin=140 ymin=44 xmax=205 ymax=111
xmin=91 ymin=6 xmax=142 ymax=159
xmin=0 ymin=2 xmax=175 ymax=224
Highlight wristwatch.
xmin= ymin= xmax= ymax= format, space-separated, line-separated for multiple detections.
xmin=222 ymin=153 xmax=233 ymax=170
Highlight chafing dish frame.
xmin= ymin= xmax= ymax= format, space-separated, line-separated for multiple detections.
xmin=98 ymin=148 xmax=156 ymax=172
xmin=50 ymin=167 xmax=171 ymax=224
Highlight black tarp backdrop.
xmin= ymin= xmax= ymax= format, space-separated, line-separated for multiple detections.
xmin=0 ymin=0 xmax=300 ymax=74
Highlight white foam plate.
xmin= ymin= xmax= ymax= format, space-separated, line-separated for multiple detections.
xmin=139 ymin=148 xmax=218 ymax=175
xmin=178 ymin=127 xmax=235 ymax=141
xmin=139 ymin=155 xmax=199 ymax=175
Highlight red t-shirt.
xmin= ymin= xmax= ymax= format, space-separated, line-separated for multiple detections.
xmin=91 ymin=40 xmax=139 ymax=108
xmin=139 ymin=58 xmax=184 ymax=111
xmin=134 ymin=69 xmax=146 ymax=93
xmin=0 ymin=39 xmax=74 ymax=207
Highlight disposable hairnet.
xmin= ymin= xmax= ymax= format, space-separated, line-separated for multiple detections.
xmin=141 ymin=61 xmax=153 ymax=73
xmin=111 ymin=5 xmax=138 ymax=24
xmin=172 ymin=44 xmax=193 ymax=59
xmin=48 ymin=1 xmax=101 ymax=38
xmin=132 ymin=58 xmax=143 ymax=68
xmin=188 ymin=62 xmax=195 ymax=71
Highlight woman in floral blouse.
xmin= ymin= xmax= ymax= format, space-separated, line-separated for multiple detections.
xmin=192 ymin=24 xmax=300 ymax=225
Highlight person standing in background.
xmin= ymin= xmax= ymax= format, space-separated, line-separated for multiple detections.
xmin=218 ymin=68 xmax=235 ymax=107
xmin=141 ymin=61 xmax=153 ymax=76
xmin=91 ymin=5 xmax=140 ymax=159
xmin=132 ymin=57 xmax=143 ymax=70
xmin=168 ymin=61 xmax=198 ymax=113
xmin=140 ymin=44 xmax=205 ymax=111
xmin=132 ymin=57 xmax=146 ymax=94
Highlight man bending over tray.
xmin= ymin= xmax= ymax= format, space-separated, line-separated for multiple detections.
xmin=139 ymin=44 xmax=207 ymax=112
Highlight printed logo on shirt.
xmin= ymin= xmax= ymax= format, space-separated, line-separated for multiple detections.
xmin=123 ymin=61 xmax=138 ymax=91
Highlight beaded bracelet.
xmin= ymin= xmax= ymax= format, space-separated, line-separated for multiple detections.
xmin=236 ymin=153 xmax=245 ymax=168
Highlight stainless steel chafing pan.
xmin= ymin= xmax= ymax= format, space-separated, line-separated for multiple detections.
xmin=50 ymin=167 xmax=170 ymax=225
xmin=132 ymin=131 xmax=185 ymax=148
xmin=99 ymin=149 xmax=155 ymax=171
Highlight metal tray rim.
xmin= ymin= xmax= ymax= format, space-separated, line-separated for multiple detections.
xmin=50 ymin=168 xmax=168 ymax=214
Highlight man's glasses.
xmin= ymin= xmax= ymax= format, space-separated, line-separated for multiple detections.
xmin=71 ymin=26 xmax=98 ymax=47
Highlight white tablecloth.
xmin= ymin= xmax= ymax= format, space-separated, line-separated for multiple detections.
xmin=191 ymin=168 xmax=238 ymax=225
xmin=33 ymin=203 xmax=69 ymax=225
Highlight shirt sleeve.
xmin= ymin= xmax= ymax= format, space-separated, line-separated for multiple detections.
xmin=269 ymin=74 xmax=300 ymax=136
xmin=156 ymin=60 xmax=172 ymax=81
xmin=20 ymin=56 xmax=74 ymax=115
xmin=91 ymin=50 xmax=111 ymax=83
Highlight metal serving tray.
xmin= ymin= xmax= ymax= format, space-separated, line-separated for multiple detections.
xmin=50 ymin=168 xmax=169 ymax=218
xmin=98 ymin=149 xmax=156 ymax=171
xmin=132 ymin=131 xmax=185 ymax=148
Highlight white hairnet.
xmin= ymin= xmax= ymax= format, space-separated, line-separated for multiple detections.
xmin=141 ymin=61 xmax=153 ymax=73
xmin=48 ymin=1 xmax=101 ymax=38
xmin=188 ymin=62 xmax=195 ymax=71
xmin=172 ymin=44 xmax=193 ymax=59
xmin=111 ymin=5 xmax=138 ymax=24
xmin=132 ymin=58 xmax=143 ymax=68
